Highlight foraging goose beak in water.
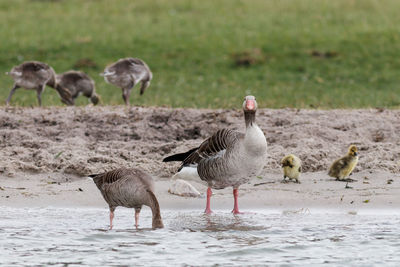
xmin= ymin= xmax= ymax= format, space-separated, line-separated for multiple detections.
xmin=163 ymin=95 xmax=267 ymax=214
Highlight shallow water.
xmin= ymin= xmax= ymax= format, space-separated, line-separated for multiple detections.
xmin=1 ymin=207 xmax=399 ymax=266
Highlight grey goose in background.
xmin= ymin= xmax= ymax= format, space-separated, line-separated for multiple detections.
xmin=56 ymin=71 xmax=100 ymax=105
xmin=5 ymin=61 xmax=73 ymax=106
xmin=163 ymin=95 xmax=267 ymax=214
xmin=100 ymin=57 xmax=152 ymax=105
xmin=89 ymin=168 xmax=164 ymax=230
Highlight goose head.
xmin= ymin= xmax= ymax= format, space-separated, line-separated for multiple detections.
xmin=243 ymin=95 xmax=258 ymax=127
xmin=282 ymin=155 xmax=294 ymax=168
xmin=243 ymin=95 xmax=257 ymax=112
xmin=90 ymin=94 xmax=100 ymax=105
xmin=347 ymin=145 xmax=358 ymax=157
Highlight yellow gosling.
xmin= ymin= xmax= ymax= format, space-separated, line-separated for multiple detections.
xmin=281 ymin=154 xmax=302 ymax=183
xmin=328 ymin=145 xmax=359 ymax=182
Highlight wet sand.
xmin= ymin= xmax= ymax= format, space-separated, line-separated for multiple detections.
xmin=0 ymin=170 xmax=399 ymax=211
xmin=0 ymin=106 xmax=399 ymax=210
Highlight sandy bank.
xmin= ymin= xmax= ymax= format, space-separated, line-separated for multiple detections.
xmin=0 ymin=106 xmax=399 ymax=210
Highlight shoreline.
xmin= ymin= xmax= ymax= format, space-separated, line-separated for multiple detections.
xmin=1 ymin=170 xmax=398 ymax=212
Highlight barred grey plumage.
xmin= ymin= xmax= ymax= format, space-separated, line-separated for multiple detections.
xmin=163 ymin=95 xmax=267 ymax=214
xmin=90 ymin=168 xmax=164 ymax=229
xmin=5 ymin=61 xmax=73 ymax=106
xmin=100 ymin=58 xmax=152 ymax=105
xmin=56 ymin=71 xmax=100 ymax=105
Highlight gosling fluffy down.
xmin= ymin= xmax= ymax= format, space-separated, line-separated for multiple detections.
xmin=328 ymin=145 xmax=359 ymax=181
xmin=281 ymin=154 xmax=302 ymax=183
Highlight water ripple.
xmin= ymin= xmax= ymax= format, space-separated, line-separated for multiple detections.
xmin=0 ymin=207 xmax=399 ymax=266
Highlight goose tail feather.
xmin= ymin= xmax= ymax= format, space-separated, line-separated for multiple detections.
xmin=99 ymin=70 xmax=115 ymax=77
xmin=88 ymin=173 xmax=103 ymax=182
xmin=163 ymin=147 xmax=198 ymax=162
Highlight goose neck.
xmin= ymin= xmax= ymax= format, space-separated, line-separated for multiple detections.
xmin=244 ymin=110 xmax=256 ymax=128
xmin=148 ymin=193 xmax=164 ymax=229
xmin=151 ymin=205 xmax=164 ymax=229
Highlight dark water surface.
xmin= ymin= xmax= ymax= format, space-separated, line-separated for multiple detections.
xmin=1 ymin=207 xmax=399 ymax=266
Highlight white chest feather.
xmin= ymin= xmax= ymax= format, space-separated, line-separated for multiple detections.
xmin=243 ymin=125 xmax=268 ymax=157
xmin=230 ymin=125 xmax=267 ymax=179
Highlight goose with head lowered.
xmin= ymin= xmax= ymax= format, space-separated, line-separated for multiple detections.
xmin=5 ymin=61 xmax=73 ymax=106
xmin=100 ymin=58 xmax=152 ymax=105
xmin=56 ymin=70 xmax=100 ymax=105
xmin=163 ymin=95 xmax=267 ymax=214
xmin=89 ymin=168 xmax=164 ymax=230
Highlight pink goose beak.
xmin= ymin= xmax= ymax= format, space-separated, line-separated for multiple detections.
xmin=245 ymin=100 xmax=255 ymax=110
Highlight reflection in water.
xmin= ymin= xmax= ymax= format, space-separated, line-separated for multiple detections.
xmin=0 ymin=207 xmax=399 ymax=266
xmin=169 ymin=211 xmax=266 ymax=232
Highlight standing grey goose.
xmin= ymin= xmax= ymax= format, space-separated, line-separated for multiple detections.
xmin=56 ymin=71 xmax=100 ymax=105
xmin=5 ymin=61 xmax=73 ymax=106
xmin=163 ymin=95 xmax=267 ymax=214
xmin=100 ymin=57 xmax=152 ymax=105
xmin=90 ymin=168 xmax=164 ymax=229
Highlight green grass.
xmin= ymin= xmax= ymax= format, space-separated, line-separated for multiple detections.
xmin=1 ymin=0 xmax=399 ymax=108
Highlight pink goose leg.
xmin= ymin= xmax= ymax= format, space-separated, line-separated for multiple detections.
xmin=232 ymin=188 xmax=242 ymax=214
xmin=204 ymin=187 xmax=213 ymax=214
xmin=135 ymin=209 xmax=140 ymax=229
xmin=109 ymin=210 xmax=115 ymax=230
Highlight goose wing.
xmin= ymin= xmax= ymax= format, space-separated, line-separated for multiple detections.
xmin=181 ymin=128 xmax=243 ymax=167
xmin=112 ymin=58 xmax=145 ymax=72
xmin=90 ymin=168 xmax=153 ymax=189
xmin=89 ymin=168 xmax=128 ymax=187
xmin=21 ymin=61 xmax=50 ymax=72
xmin=328 ymin=158 xmax=348 ymax=177
xmin=127 ymin=58 xmax=149 ymax=81
xmin=18 ymin=62 xmax=52 ymax=81
xmin=104 ymin=58 xmax=148 ymax=79
xmin=126 ymin=58 xmax=145 ymax=66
